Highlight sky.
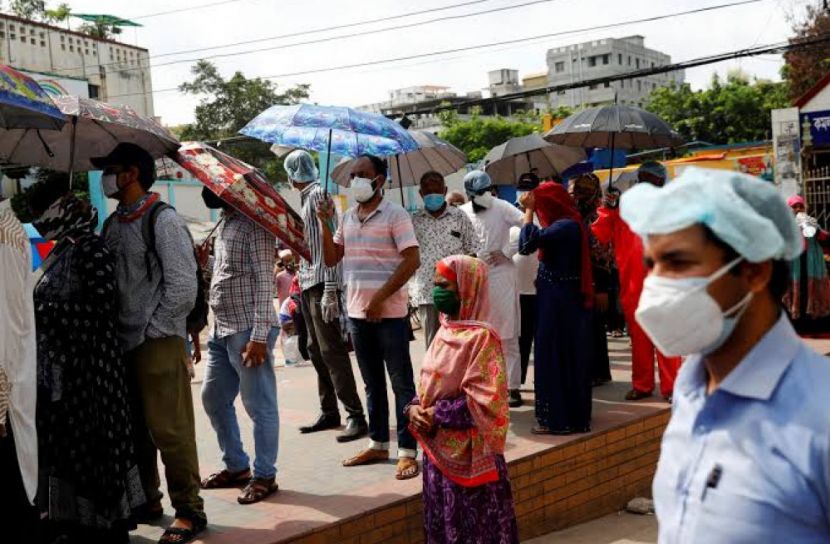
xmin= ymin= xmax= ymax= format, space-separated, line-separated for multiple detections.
xmin=62 ymin=0 xmax=810 ymax=126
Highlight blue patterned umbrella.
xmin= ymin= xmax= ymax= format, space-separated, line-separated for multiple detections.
xmin=0 ymin=64 xmax=65 ymax=130
xmin=240 ymin=104 xmax=419 ymax=158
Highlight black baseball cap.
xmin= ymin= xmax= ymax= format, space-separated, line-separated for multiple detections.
xmin=91 ymin=143 xmax=156 ymax=186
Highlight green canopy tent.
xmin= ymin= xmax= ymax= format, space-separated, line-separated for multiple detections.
xmin=71 ymin=14 xmax=142 ymax=27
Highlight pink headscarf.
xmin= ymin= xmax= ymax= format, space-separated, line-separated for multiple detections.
xmin=787 ymin=195 xmax=806 ymax=208
xmin=412 ymin=255 xmax=509 ymax=487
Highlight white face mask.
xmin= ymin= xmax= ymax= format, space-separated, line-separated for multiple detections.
xmin=351 ymin=176 xmax=378 ymax=204
xmin=102 ymin=173 xmax=120 ymax=198
xmin=473 ymin=191 xmax=493 ymax=208
xmin=635 ymin=257 xmax=753 ymax=357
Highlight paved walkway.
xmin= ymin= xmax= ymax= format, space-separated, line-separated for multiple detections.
xmin=528 ymin=512 xmax=657 ymax=544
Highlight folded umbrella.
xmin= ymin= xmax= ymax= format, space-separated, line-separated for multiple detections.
xmin=330 ymin=130 xmax=467 ymax=188
xmin=0 ymin=64 xmax=65 ymax=130
xmin=483 ymin=134 xmax=586 ymax=185
xmin=173 ymin=142 xmax=310 ymax=261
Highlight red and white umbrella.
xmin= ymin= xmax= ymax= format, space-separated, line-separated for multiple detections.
xmin=173 ymin=142 xmax=310 ymax=260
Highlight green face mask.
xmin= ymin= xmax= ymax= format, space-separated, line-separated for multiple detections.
xmin=432 ymin=286 xmax=461 ymax=316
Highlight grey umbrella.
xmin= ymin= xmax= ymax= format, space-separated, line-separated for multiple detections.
xmin=482 ymin=134 xmax=586 ymax=185
xmin=544 ymin=104 xmax=683 ymax=150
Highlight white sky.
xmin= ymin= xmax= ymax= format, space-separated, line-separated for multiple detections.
xmin=63 ymin=0 xmax=807 ymax=126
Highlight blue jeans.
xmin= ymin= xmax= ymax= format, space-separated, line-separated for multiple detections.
xmin=201 ymin=327 xmax=279 ymax=479
xmin=348 ymin=318 xmax=417 ymax=456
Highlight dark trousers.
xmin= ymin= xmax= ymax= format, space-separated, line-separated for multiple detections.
xmin=519 ymin=294 xmax=537 ymax=385
xmin=0 ymin=423 xmax=40 ymax=544
xmin=301 ymin=284 xmax=365 ymax=420
xmin=127 ymin=336 xmax=205 ymax=521
xmin=348 ymin=317 xmax=417 ymax=452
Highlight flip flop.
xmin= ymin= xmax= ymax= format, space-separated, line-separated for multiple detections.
xmin=396 ymin=458 xmax=420 ymax=480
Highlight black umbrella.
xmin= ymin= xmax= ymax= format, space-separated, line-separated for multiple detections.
xmin=482 ymin=134 xmax=585 ymax=185
xmin=544 ymin=104 xmax=683 ymax=185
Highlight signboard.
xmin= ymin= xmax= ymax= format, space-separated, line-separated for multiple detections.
xmin=771 ymin=107 xmax=802 ymax=199
xmin=801 ymin=110 xmax=830 ymax=148
xmin=17 ymin=69 xmax=89 ymax=99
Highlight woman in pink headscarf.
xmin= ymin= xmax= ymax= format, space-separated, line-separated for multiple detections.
xmin=407 ymin=255 xmax=518 ymax=544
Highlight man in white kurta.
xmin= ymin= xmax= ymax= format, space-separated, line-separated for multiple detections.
xmin=461 ymin=171 xmax=525 ymax=407
xmin=0 ymin=198 xmax=38 ymax=538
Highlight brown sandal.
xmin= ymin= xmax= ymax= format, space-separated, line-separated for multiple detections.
xmin=237 ymin=477 xmax=279 ymax=505
xmin=395 ymin=458 xmax=420 ymax=480
xmin=342 ymin=448 xmax=390 ymax=467
xmin=200 ymin=468 xmax=251 ymax=489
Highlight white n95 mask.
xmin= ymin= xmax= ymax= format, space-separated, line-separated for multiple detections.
xmin=102 ymin=174 xmax=120 ymax=198
xmin=473 ymin=191 xmax=493 ymax=208
xmin=635 ymin=257 xmax=753 ymax=357
xmin=351 ymin=176 xmax=377 ymax=203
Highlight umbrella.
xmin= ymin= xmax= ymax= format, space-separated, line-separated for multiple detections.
xmin=482 ymin=134 xmax=586 ymax=185
xmin=23 ymin=222 xmax=54 ymax=271
xmin=173 ymin=142 xmax=310 ymax=261
xmin=0 ymin=95 xmax=179 ymax=179
xmin=0 ymin=64 xmax=65 ymax=130
xmin=544 ymin=103 xmax=682 ymax=186
xmin=240 ymin=103 xmax=420 ymax=195
xmin=330 ymin=130 xmax=467 ymax=189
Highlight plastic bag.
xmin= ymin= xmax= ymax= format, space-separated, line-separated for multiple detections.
xmin=283 ymin=335 xmax=302 ymax=366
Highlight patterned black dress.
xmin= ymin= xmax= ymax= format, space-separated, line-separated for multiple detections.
xmin=34 ymin=230 xmax=145 ymax=543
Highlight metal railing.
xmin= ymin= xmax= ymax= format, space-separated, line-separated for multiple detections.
xmin=803 ymin=167 xmax=830 ymax=229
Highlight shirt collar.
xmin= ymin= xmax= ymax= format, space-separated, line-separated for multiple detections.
xmin=677 ymin=313 xmax=799 ymax=401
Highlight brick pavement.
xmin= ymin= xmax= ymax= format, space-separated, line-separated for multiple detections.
xmin=131 ymin=331 xmax=668 ymax=544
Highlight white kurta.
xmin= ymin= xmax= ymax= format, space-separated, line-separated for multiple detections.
xmin=0 ymin=208 xmax=37 ymax=503
xmin=461 ymin=199 xmax=524 ymax=340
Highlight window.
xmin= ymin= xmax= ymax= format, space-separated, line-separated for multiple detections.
xmin=69 ymin=45 xmax=74 ymax=52
xmin=60 ymin=35 xmax=64 ymax=41
xmin=618 ymin=53 xmax=622 ymax=64
xmin=603 ymin=54 xmax=610 ymax=65
xmin=85 ymin=48 xmax=89 ymax=55
xmin=39 ymin=31 xmax=44 ymax=38
xmin=9 ymin=25 xmax=14 ymax=31
xmin=88 ymin=84 xmax=100 ymax=99
xmin=0 ymin=32 xmax=5 ymax=39
xmin=604 ymin=82 xmax=611 ymax=88
xmin=68 ymin=37 xmax=72 ymax=43
xmin=10 ymin=33 xmax=15 ymax=40
xmin=0 ymin=23 xmax=4 ymax=29
xmin=652 ymin=62 xmax=655 ymax=68
xmin=40 ymin=40 xmax=45 ymax=47
xmin=20 ymin=36 xmax=26 ymax=43
xmin=588 ymin=56 xmax=597 ymax=67
xmin=554 ymin=61 xmax=565 ymax=73
xmin=628 ymin=56 xmax=631 ymax=66
xmin=558 ymin=90 xmax=566 ymax=95
xmin=60 ymin=44 xmax=65 ymax=50
xmin=636 ymin=58 xmax=640 ymax=69
xmin=29 ymin=38 xmax=35 ymax=45
xmin=637 ymin=80 xmax=642 ymax=92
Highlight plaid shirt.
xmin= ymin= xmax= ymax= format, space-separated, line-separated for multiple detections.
xmin=298 ymin=182 xmax=341 ymax=291
xmin=209 ymin=210 xmax=277 ymax=342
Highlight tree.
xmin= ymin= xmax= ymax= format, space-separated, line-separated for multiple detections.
xmin=44 ymin=2 xmax=70 ymax=24
xmin=77 ymin=20 xmax=122 ymax=39
xmin=8 ymin=0 xmax=46 ymax=20
xmin=783 ymin=5 xmax=830 ymax=100
xmin=438 ymin=107 xmax=541 ymax=163
xmin=179 ymin=61 xmax=310 ymax=183
xmin=644 ymin=73 xmax=791 ymax=145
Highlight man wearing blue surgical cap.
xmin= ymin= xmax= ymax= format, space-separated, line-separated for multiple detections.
xmin=460 ymin=170 xmax=525 ymax=407
xmin=621 ymin=167 xmax=830 ymax=544
xmin=282 ymin=150 xmax=368 ymax=443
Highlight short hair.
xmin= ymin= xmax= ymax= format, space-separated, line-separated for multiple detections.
xmin=357 ymin=154 xmax=387 ymax=177
xmin=419 ymin=170 xmax=445 ymax=186
xmin=703 ymin=225 xmax=789 ymax=301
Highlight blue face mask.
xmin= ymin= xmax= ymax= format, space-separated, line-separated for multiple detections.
xmin=423 ymin=193 xmax=446 ymax=212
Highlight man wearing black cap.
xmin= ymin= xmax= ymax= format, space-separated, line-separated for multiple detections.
xmin=95 ymin=143 xmax=207 ymax=542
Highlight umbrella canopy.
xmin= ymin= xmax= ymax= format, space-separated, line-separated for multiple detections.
xmin=544 ymin=105 xmax=683 ymax=150
xmin=0 ymin=64 xmax=65 ymax=130
xmin=23 ymin=222 xmax=54 ymax=270
xmin=240 ymin=103 xmax=419 ymax=159
xmin=173 ymin=142 xmax=310 ymax=261
xmin=482 ymin=134 xmax=586 ymax=185
xmin=0 ymin=95 xmax=179 ymax=172
xmin=330 ymin=130 xmax=466 ymax=188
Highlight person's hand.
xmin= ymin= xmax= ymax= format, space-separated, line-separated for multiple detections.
xmin=409 ymin=405 xmax=434 ymax=433
xmin=321 ymin=287 xmax=340 ymax=324
xmin=191 ymin=338 xmax=202 ymax=365
xmin=483 ymin=251 xmax=511 ymax=267
xmin=604 ymin=186 xmax=621 ymax=209
xmin=242 ymin=341 xmax=268 ymax=368
xmin=195 ymin=239 xmax=213 ymax=269
xmin=519 ymin=191 xmax=536 ymax=211
xmin=594 ymin=292 xmax=610 ymax=313
xmin=364 ymin=295 xmax=385 ymax=323
xmin=316 ymin=198 xmax=336 ymax=223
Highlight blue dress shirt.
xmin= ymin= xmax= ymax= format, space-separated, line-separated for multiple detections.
xmin=653 ymin=315 xmax=830 ymax=543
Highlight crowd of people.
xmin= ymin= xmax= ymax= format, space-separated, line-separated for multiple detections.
xmin=2 ymin=135 xmax=830 ymax=544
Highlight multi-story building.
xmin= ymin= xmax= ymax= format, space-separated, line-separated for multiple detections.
xmin=488 ymin=69 xmax=521 ymax=97
xmin=0 ymin=13 xmax=154 ymax=116
xmin=546 ymin=35 xmax=683 ymax=109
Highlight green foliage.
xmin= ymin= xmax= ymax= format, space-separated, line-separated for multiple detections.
xmin=11 ymin=169 xmax=88 ymax=223
xmin=44 ymin=2 xmax=70 ymax=23
xmin=77 ymin=20 xmax=122 ymax=39
xmin=8 ymin=0 xmax=45 ymax=20
xmin=784 ymin=5 xmax=830 ymax=100
xmin=438 ymin=107 xmax=541 ymax=163
xmin=644 ymin=73 xmax=791 ymax=145
xmin=179 ymin=60 xmax=310 ymax=183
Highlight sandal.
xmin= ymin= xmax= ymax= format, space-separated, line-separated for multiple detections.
xmin=625 ymin=389 xmax=653 ymax=401
xmin=395 ymin=458 xmax=420 ymax=480
xmin=238 ymin=477 xmax=279 ymax=505
xmin=342 ymin=448 xmax=390 ymax=467
xmin=200 ymin=468 xmax=251 ymax=489
xmin=159 ymin=516 xmax=206 ymax=544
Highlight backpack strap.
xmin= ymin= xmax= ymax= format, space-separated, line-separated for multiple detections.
xmin=141 ymin=201 xmax=172 ymax=281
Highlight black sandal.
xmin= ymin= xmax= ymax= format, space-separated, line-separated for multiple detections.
xmin=158 ymin=516 xmax=206 ymax=544
xmin=238 ymin=477 xmax=279 ymax=505
xmin=200 ymin=468 xmax=251 ymax=489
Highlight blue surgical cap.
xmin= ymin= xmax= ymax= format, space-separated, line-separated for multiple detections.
xmin=283 ymin=149 xmax=318 ymax=183
xmin=637 ymin=160 xmax=667 ymax=182
xmin=464 ymin=170 xmax=492 ymax=196
xmin=620 ymin=167 xmax=802 ymax=262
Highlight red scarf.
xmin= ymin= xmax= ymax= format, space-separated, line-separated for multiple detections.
xmin=117 ymin=192 xmax=161 ymax=223
xmin=533 ymin=182 xmax=594 ymax=309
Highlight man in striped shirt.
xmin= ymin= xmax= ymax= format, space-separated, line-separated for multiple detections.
xmin=319 ymin=154 xmax=422 ymax=481
xmin=284 ymin=150 xmax=368 ymax=443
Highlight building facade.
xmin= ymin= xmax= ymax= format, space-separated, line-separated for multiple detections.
xmin=0 ymin=13 xmax=154 ymax=116
xmin=546 ymin=35 xmax=683 ymax=109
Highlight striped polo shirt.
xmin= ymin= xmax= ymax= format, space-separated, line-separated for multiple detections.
xmin=334 ymin=198 xmax=419 ymax=319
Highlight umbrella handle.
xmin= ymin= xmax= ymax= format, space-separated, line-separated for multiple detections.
xmin=68 ymin=117 xmax=77 ymax=189
xmin=396 ymin=158 xmax=405 ymax=209
xmin=323 ymin=128 xmax=333 ymax=198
